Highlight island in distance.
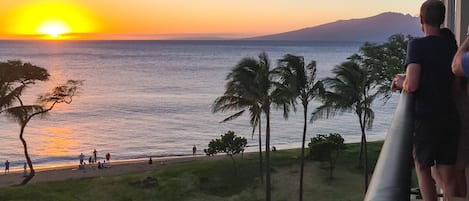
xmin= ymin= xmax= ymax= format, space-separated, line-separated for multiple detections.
xmin=246 ymin=12 xmax=422 ymax=42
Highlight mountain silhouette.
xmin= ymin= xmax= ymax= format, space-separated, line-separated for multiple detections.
xmin=247 ymin=12 xmax=423 ymax=42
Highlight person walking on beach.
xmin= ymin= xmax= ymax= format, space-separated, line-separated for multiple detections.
xmin=79 ymin=153 xmax=84 ymax=165
xmin=192 ymin=145 xmax=197 ymax=155
xmin=106 ymin=152 xmax=110 ymax=167
xmin=4 ymin=160 xmax=10 ymax=174
xmin=23 ymin=162 xmax=27 ymax=177
xmin=391 ymin=1 xmax=459 ymax=200
xmin=93 ymin=149 xmax=97 ymax=163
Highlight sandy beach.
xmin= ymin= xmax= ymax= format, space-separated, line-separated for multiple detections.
xmin=0 ymin=155 xmax=214 ymax=188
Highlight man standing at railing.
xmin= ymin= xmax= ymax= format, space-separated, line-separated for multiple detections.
xmin=391 ymin=1 xmax=459 ymax=200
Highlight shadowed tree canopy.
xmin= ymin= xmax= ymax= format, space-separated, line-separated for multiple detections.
xmin=350 ymin=34 xmax=412 ymax=99
xmin=308 ymin=133 xmax=345 ymax=179
xmin=204 ymin=130 xmax=247 ymax=174
xmin=0 ymin=60 xmax=49 ymax=113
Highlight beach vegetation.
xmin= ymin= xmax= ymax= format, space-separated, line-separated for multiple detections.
xmin=312 ymin=59 xmax=379 ymax=191
xmin=0 ymin=142 xmax=383 ymax=201
xmin=0 ymin=60 xmax=82 ymax=185
xmin=275 ymin=54 xmax=324 ymax=201
xmin=204 ymin=130 xmax=247 ymax=174
xmin=213 ymin=52 xmax=294 ymax=201
xmin=308 ymin=133 xmax=345 ymax=180
xmin=312 ymin=34 xmax=410 ymax=192
xmin=212 ymin=69 xmax=265 ymax=183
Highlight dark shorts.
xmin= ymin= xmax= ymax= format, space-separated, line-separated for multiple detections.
xmin=413 ymin=116 xmax=459 ymax=167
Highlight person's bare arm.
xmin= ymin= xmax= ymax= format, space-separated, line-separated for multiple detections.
xmin=390 ymin=64 xmax=420 ymax=93
xmin=452 ymin=37 xmax=469 ymax=76
xmin=403 ymin=64 xmax=420 ymax=92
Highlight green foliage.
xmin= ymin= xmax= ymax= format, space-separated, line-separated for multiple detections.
xmin=308 ymin=133 xmax=345 ymax=179
xmin=204 ymin=131 xmax=247 ymax=157
xmin=350 ymin=34 xmax=413 ymax=100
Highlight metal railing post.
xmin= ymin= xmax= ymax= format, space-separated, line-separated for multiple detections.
xmin=364 ymin=93 xmax=415 ymax=201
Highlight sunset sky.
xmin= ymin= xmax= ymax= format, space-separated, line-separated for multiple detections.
xmin=0 ymin=0 xmax=425 ymax=40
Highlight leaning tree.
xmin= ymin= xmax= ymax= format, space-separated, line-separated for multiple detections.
xmin=1 ymin=60 xmax=82 ymax=185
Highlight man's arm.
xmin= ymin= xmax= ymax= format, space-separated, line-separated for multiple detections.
xmin=452 ymin=36 xmax=469 ymax=76
xmin=390 ymin=64 xmax=421 ymax=93
xmin=403 ymin=64 xmax=420 ymax=92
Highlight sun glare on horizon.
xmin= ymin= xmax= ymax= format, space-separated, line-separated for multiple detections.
xmin=6 ymin=2 xmax=96 ymax=40
xmin=36 ymin=20 xmax=71 ymax=39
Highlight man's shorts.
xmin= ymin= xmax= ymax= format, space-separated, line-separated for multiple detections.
xmin=413 ymin=115 xmax=460 ymax=167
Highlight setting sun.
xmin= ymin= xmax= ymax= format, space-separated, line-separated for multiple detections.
xmin=36 ymin=20 xmax=70 ymax=38
xmin=2 ymin=1 xmax=96 ymax=40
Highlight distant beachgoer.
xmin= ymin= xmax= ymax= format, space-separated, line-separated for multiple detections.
xmin=93 ymin=149 xmax=97 ymax=163
xmin=23 ymin=162 xmax=27 ymax=177
xmin=105 ymin=152 xmax=110 ymax=167
xmin=272 ymin=146 xmax=277 ymax=152
xmin=98 ymin=161 xmax=102 ymax=169
xmin=88 ymin=156 xmax=92 ymax=164
xmin=192 ymin=145 xmax=197 ymax=155
xmin=4 ymin=160 xmax=10 ymax=174
xmin=103 ymin=160 xmax=108 ymax=168
xmin=79 ymin=153 xmax=85 ymax=165
xmin=149 ymin=157 xmax=153 ymax=165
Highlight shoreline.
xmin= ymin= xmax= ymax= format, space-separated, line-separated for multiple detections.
xmin=0 ymin=154 xmax=212 ymax=187
xmin=0 ymin=141 xmax=382 ymax=188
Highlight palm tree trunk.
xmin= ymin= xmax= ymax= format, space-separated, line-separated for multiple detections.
xmin=230 ymin=155 xmax=238 ymax=175
xmin=363 ymin=130 xmax=368 ymax=192
xmin=358 ymin=115 xmax=369 ymax=192
xmin=259 ymin=118 xmax=264 ymax=184
xmin=358 ymin=137 xmax=364 ymax=168
xmin=265 ymin=107 xmax=271 ymax=201
xmin=299 ymin=103 xmax=308 ymax=201
xmin=19 ymin=123 xmax=35 ymax=185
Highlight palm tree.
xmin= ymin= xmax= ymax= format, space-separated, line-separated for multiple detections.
xmin=213 ymin=90 xmax=264 ymax=183
xmin=276 ymin=54 xmax=323 ymax=201
xmin=213 ymin=52 xmax=291 ymax=201
xmin=313 ymin=60 xmax=378 ymax=192
xmin=5 ymin=80 xmax=82 ymax=185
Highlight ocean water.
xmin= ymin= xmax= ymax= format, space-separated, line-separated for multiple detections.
xmin=0 ymin=40 xmax=399 ymax=168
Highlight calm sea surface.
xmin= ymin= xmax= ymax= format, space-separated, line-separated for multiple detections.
xmin=0 ymin=40 xmax=399 ymax=168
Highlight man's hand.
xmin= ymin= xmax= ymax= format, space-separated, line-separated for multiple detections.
xmin=391 ymin=74 xmax=405 ymax=92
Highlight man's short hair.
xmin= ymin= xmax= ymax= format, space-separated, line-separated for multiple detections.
xmin=420 ymin=0 xmax=446 ymax=27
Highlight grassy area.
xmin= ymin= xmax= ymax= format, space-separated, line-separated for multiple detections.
xmin=0 ymin=142 xmax=382 ymax=201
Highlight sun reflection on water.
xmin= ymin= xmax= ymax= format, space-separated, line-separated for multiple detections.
xmin=37 ymin=127 xmax=78 ymax=157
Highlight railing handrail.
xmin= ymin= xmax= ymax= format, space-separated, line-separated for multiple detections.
xmin=364 ymin=93 xmax=415 ymax=201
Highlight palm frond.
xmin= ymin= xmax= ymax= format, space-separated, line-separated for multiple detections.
xmin=220 ymin=110 xmax=246 ymax=123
